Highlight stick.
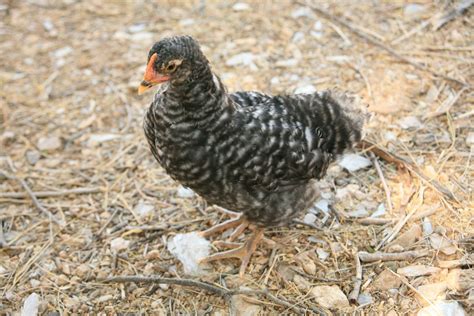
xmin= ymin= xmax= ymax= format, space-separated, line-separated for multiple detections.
xmin=370 ymin=152 xmax=393 ymax=212
xmin=296 ymin=0 xmax=470 ymax=88
xmin=0 ymin=187 xmax=101 ymax=199
xmin=348 ymin=253 xmax=362 ymax=304
xmin=97 ymin=208 xmax=120 ymax=236
xmin=293 ymin=218 xmax=320 ymax=229
xmin=0 ymin=170 xmax=64 ymax=226
xmin=356 ymin=218 xmax=396 ymax=225
xmin=358 ymin=250 xmax=429 ymax=263
xmin=100 ymin=275 xmax=321 ymax=314
xmin=431 ymin=0 xmax=474 ymax=31
xmin=376 ymin=205 xmax=419 ymax=250
xmin=358 ymin=140 xmax=457 ymax=202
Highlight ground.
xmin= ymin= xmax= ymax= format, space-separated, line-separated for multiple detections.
xmin=0 ymin=0 xmax=473 ymax=315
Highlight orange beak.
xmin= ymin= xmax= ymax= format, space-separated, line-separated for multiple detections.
xmin=138 ymin=53 xmax=170 ymax=95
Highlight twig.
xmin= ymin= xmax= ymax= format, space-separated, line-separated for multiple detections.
xmin=358 ymin=140 xmax=457 ymax=202
xmin=348 ymin=253 xmax=362 ymax=304
xmin=431 ymin=0 xmax=474 ymax=31
xmin=356 ymin=207 xmax=437 ymax=226
xmin=296 ymin=0 xmax=470 ymax=88
xmin=0 ymin=187 xmax=101 ymax=199
xmin=387 ymin=270 xmax=437 ymax=308
xmin=356 ymin=218 xmax=396 ymax=225
xmin=125 ymin=224 xmax=169 ymax=232
xmin=423 ymin=88 xmax=467 ymax=119
xmin=391 ymin=19 xmax=431 ymax=45
xmin=370 ymin=152 xmax=393 ymax=212
xmin=376 ymin=202 xmax=420 ymax=251
xmin=293 ymin=218 xmax=320 ymax=229
xmin=358 ymin=250 xmax=429 ymax=263
xmin=97 ymin=207 xmax=120 ymax=236
xmin=0 ymin=169 xmax=64 ymax=226
xmin=100 ymin=275 xmax=322 ymax=314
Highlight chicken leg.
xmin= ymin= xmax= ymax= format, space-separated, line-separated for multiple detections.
xmin=200 ymin=226 xmax=264 ymax=277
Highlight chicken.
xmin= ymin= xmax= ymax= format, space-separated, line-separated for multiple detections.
xmin=139 ymin=35 xmax=369 ymax=276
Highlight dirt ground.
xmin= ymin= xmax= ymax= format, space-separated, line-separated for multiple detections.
xmin=0 ymin=0 xmax=473 ymax=315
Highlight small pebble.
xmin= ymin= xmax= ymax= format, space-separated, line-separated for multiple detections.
xmin=25 ymin=150 xmax=41 ymax=165
xmin=37 ymin=136 xmax=62 ymax=151
xmin=110 ymin=237 xmax=130 ymax=252
xmin=232 ymin=2 xmax=250 ymax=11
xmin=177 ymin=186 xmax=195 ymax=198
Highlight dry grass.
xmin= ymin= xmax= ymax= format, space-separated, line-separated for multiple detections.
xmin=0 ymin=0 xmax=472 ymax=314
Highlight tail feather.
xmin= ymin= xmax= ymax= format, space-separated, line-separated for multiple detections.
xmin=320 ymin=89 xmax=371 ymax=154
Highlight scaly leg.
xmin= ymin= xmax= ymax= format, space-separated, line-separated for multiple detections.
xmin=198 ymin=214 xmax=244 ymax=238
xmin=200 ymin=227 xmax=265 ymax=277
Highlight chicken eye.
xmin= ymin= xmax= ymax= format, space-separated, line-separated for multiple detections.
xmin=166 ymin=63 xmax=177 ymax=72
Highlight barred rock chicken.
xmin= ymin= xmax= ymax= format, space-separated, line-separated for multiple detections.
xmin=139 ymin=36 xmax=368 ymax=276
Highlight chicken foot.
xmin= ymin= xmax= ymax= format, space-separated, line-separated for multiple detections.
xmin=200 ymin=227 xmax=265 ymax=277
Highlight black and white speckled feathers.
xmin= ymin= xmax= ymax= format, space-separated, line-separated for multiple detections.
xmin=143 ymin=36 xmax=368 ymax=227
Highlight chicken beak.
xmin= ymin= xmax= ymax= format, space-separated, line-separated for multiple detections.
xmin=137 ymin=53 xmax=170 ymax=95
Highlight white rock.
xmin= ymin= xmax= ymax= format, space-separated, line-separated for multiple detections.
xmin=404 ymin=4 xmax=426 ymax=17
xmin=226 ymin=52 xmax=257 ymax=70
xmin=292 ymin=31 xmax=305 ymax=43
xmin=338 ymin=153 xmax=372 ymax=172
xmin=230 ymin=290 xmax=262 ymax=315
xmin=308 ymin=236 xmax=326 ymax=244
xmin=357 ymin=292 xmax=373 ymax=305
xmin=416 ymin=282 xmax=447 ymax=305
xmin=30 ymin=279 xmax=41 ymax=288
xmin=21 ymin=293 xmax=40 ymax=316
xmin=422 ymin=217 xmax=433 ymax=236
xmin=128 ymin=23 xmax=146 ymax=33
xmin=303 ymin=213 xmax=317 ymax=224
xmin=466 ymin=132 xmax=474 ymax=146
xmin=397 ymin=265 xmax=440 ymax=277
xmin=384 ymin=131 xmax=397 ymax=141
xmin=326 ymin=55 xmax=352 ymax=63
xmin=179 ymin=18 xmax=195 ymax=26
xmin=417 ymin=301 xmax=465 ymax=316
xmin=347 ymin=206 xmax=369 ymax=218
xmin=177 ymin=186 xmax=195 ymax=198
xmin=52 ymin=46 xmax=73 ymax=58
xmin=130 ymin=32 xmax=154 ymax=42
xmin=87 ymin=133 xmax=121 ymax=147
xmin=310 ymin=30 xmax=323 ymax=39
xmin=96 ymin=294 xmax=114 ymax=303
xmin=232 ymin=2 xmax=250 ymax=11
xmin=313 ymin=20 xmax=323 ymax=31
xmin=398 ymin=116 xmax=423 ymax=129
xmin=335 ymin=187 xmax=350 ymax=200
xmin=311 ymin=285 xmax=349 ymax=310
xmin=371 ymin=203 xmax=386 ymax=218
xmin=110 ymin=237 xmax=130 ymax=252
xmin=42 ymin=19 xmax=55 ymax=32
xmin=313 ymin=199 xmax=329 ymax=214
xmin=275 ymin=58 xmax=299 ymax=67
xmin=37 ymin=136 xmax=62 ymax=151
xmin=167 ymin=232 xmax=211 ymax=276
xmin=295 ymin=84 xmax=316 ymax=94
xmin=429 ymin=233 xmax=457 ymax=255
xmin=134 ymin=200 xmax=155 ymax=217
xmin=316 ymin=248 xmax=329 ymax=261
xmin=270 ymin=77 xmax=280 ymax=85
xmin=25 ymin=150 xmax=41 ymax=165
xmin=291 ymin=7 xmax=314 ymax=19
